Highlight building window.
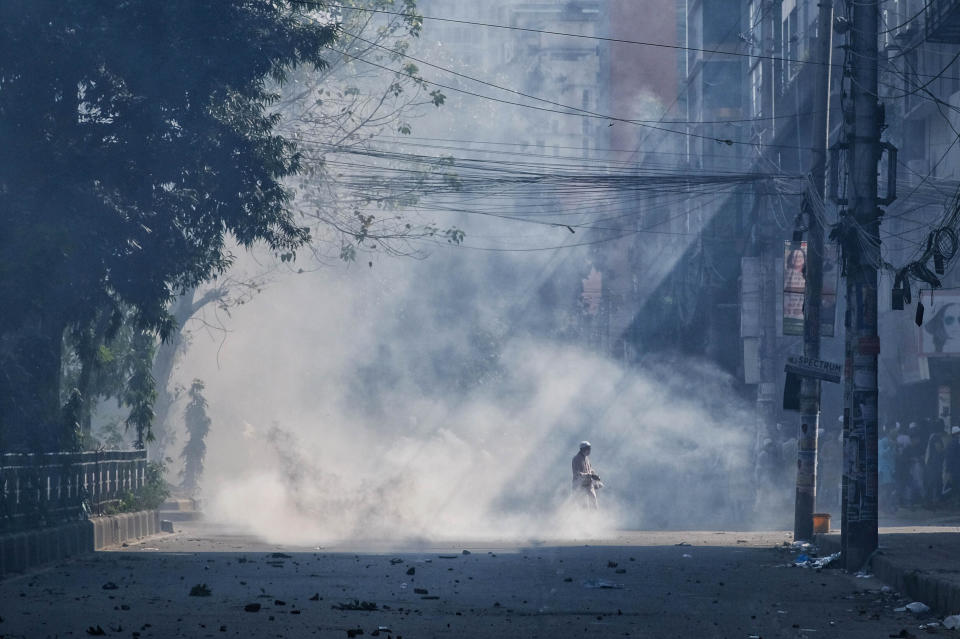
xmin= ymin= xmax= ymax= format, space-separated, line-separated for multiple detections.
xmin=751 ymin=62 xmax=763 ymax=118
xmin=783 ymin=5 xmax=799 ymax=80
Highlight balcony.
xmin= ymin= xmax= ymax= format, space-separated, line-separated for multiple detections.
xmin=927 ymin=0 xmax=960 ymax=43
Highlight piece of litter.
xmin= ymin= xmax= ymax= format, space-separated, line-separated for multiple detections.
xmin=943 ymin=615 xmax=960 ymax=629
xmin=793 ymin=552 xmax=839 ymax=569
xmin=583 ymin=579 xmax=623 ymax=589
xmin=894 ymin=607 xmax=907 ymax=613
xmin=905 ymin=602 xmax=930 ymax=614
xmin=682 ymin=554 xmax=692 ymax=559
xmin=854 ymin=571 xmax=872 ymax=578
xmin=881 ymin=586 xmax=892 ymax=593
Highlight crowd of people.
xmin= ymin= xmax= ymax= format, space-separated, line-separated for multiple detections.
xmin=879 ymin=419 xmax=960 ymax=511
xmin=753 ymin=418 xmax=960 ymax=519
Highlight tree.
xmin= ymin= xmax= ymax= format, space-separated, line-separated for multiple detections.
xmin=180 ymin=379 xmax=211 ymax=496
xmin=61 ymin=310 xmax=157 ymax=449
xmin=0 ymin=1 xmax=337 ymax=451
xmin=142 ymin=0 xmax=458 ymax=463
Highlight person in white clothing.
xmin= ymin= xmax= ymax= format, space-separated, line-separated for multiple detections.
xmin=572 ymin=441 xmax=602 ymax=509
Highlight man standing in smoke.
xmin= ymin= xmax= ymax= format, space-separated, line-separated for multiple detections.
xmin=572 ymin=441 xmax=602 ymax=509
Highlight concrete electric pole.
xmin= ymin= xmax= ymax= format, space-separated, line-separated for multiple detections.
xmin=841 ymin=0 xmax=881 ymax=570
xmin=794 ymin=0 xmax=833 ymax=542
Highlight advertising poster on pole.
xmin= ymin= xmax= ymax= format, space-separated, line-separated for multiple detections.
xmin=820 ymin=244 xmax=839 ymax=337
xmin=919 ymin=288 xmax=960 ymax=356
xmin=783 ymin=241 xmax=806 ymax=336
xmin=782 ymin=241 xmax=840 ymax=337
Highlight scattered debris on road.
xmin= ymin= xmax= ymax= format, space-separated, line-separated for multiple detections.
xmin=333 ymin=600 xmax=379 ymax=611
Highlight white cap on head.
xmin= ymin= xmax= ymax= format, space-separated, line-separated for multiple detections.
xmin=952 ymin=426 xmax=960 ymax=435
xmin=579 ymin=441 xmax=591 ymax=449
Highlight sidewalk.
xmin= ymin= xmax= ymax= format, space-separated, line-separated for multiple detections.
xmin=818 ymin=521 xmax=960 ymax=616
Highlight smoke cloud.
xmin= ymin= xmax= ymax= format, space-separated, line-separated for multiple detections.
xmin=173 ymin=248 xmax=781 ymax=546
xmin=165 ymin=3 xmax=795 ymax=544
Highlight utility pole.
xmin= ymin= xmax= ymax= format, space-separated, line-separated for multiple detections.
xmin=841 ymin=0 xmax=881 ymax=570
xmin=757 ymin=0 xmax=779 ymax=469
xmin=794 ymin=0 xmax=833 ymax=542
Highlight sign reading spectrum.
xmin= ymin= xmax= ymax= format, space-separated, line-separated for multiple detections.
xmin=785 ymin=355 xmax=842 ymax=383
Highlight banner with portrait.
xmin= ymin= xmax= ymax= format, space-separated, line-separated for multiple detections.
xmin=920 ymin=288 xmax=960 ymax=356
xmin=783 ymin=241 xmax=840 ymax=337
xmin=783 ymin=241 xmax=806 ymax=336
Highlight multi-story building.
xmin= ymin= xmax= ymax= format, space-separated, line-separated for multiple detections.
xmin=616 ymin=0 xmax=960 ymax=492
xmin=875 ymin=0 xmax=960 ymax=428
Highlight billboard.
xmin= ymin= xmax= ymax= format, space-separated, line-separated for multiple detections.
xmin=783 ymin=241 xmax=839 ymax=337
xmin=920 ymin=289 xmax=960 ymax=356
xmin=783 ymin=241 xmax=806 ymax=336
xmin=820 ymin=244 xmax=839 ymax=337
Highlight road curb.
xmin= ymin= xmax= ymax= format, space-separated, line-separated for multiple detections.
xmin=817 ymin=533 xmax=960 ymax=616
xmin=0 ymin=510 xmax=160 ymax=579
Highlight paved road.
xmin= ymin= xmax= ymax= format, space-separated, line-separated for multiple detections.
xmin=0 ymin=522 xmax=944 ymax=638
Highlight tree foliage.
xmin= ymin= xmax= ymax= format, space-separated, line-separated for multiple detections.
xmin=179 ymin=379 xmax=211 ymax=495
xmin=276 ymin=0 xmax=455 ymax=260
xmin=0 ymin=1 xmax=337 ymax=451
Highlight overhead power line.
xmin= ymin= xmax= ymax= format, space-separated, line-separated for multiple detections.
xmin=319 ymin=1 xmax=960 ymax=82
xmin=326 ymin=45 xmax=836 ymax=152
xmin=336 ymin=26 xmax=825 ymax=127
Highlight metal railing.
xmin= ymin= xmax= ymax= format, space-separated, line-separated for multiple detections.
xmin=0 ymin=451 xmax=147 ymax=533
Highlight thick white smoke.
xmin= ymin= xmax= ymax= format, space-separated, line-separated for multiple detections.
xmin=172 ymin=251 xmax=775 ymax=545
